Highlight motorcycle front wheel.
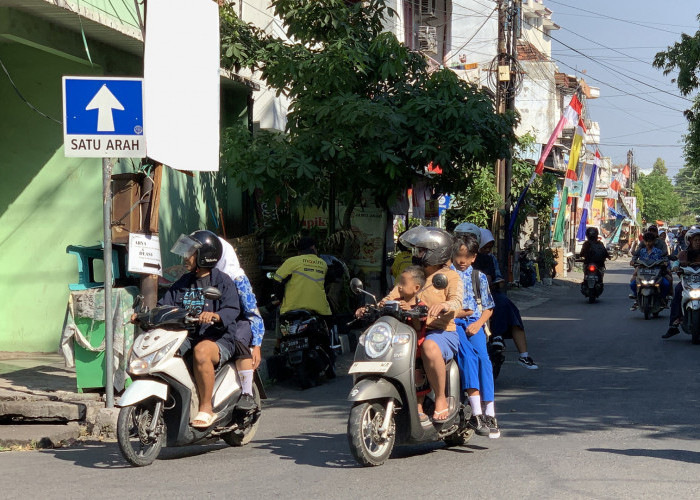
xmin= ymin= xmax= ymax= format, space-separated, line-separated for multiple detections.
xmin=347 ymin=402 xmax=395 ymax=467
xmin=609 ymin=251 xmax=619 ymax=262
xmin=117 ymin=401 xmax=165 ymax=467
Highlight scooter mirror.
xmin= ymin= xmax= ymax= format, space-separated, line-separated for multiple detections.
xmin=432 ymin=273 xmax=449 ymax=290
xmin=203 ymin=287 xmax=222 ymax=301
xmin=266 ymin=272 xmax=275 ymax=280
xmin=350 ymin=278 xmax=364 ymax=295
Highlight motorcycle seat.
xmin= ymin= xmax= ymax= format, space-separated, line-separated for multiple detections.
xmin=280 ymin=309 xmax=316 ymax=321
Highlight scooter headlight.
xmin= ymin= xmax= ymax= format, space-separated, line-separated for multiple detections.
xmin=364 ymin=323 xmax=393 ymax=358
xmin=128 ymin=339 xmax=179 ymax=375
xmin=689 ymin=290 xmax=700 ymax=299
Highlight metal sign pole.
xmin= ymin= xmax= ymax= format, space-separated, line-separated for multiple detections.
xmin=102 ymin=157 xmax=114 ymax=408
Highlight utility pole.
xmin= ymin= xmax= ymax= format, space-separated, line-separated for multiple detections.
xmin=495 ymin=0 xmax=518 ymax=280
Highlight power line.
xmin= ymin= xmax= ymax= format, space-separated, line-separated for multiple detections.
xmin=0 ymin=56 xmax=62 ymax=125
xmin=546 ymin=0 xmax=696 ymax=35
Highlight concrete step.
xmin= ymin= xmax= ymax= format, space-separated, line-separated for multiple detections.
xmin=0 ymin=400 xmax=87 ymax=423
xmin=0 ymin=422 xmax=82 ymax=448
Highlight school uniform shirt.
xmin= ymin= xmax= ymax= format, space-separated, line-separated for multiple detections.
xmin=383 ymin=267 xmax=463 ymax=332
xmin=274 ymin=254 xmax=332 ymax=316
xmin=451 ymin=265 xmax=495 ymax=322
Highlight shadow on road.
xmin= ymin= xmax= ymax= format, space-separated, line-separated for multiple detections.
xmin=588 ymin=447 xmax=700 ymax=464
xmin=254 ymin=432 xmax=357 ymax=468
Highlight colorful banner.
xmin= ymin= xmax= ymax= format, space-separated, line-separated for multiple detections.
xmin=576 ymin=150 xmax=600 ymax=240
xmin=536 ymin=95 xmax=582 ymax=175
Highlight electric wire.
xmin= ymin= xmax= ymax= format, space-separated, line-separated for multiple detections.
xmin=0 ymin=56 xmax=62 ymax=125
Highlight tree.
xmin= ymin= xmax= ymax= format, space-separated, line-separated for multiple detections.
xmin=674 ymin=164 xmax=700 ymax=223
xmin=652 ymin=157 xmax=668 ymax=176
xmin=637 ymin=169 xmax=682 ymax=223
xmin=219 ymin=0 xmax=518 ymax=251
xmin=654 ymin=15 xmax=700 ymax=170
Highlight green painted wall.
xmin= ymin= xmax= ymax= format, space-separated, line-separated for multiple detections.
xmin=0 ymin=8 xmax=249 ymax=352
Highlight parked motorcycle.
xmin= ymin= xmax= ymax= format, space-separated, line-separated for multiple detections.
xmin=634 ymin=259 xmax=667 ymax=320
xmin=117 ymin=288 xmax=262 ymax=467
xmin=606 ymin=243 xmax=621 ymax=261
xmin=581 ymin=264 xmax=604 ymax=303
xmin=677 ymin=264 xmax=700 ymax=344
xmin=267 ymin=273 xmax=338 ymax=389
xmin=518 ymin=248 xmax=537 ymax=288
xmin=346 ymin=276 xmax=474 ymax=467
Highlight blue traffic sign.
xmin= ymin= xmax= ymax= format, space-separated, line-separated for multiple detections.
xmin=62 ymin=76 xmax=145 ymax=158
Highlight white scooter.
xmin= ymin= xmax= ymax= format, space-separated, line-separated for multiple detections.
xmin=117 ymin=288 xmax=263 ymax=466
xmin=677 ymin=264 xmax=700 ymax=344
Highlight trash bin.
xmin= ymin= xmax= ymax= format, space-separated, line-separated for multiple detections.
xmin=61 ymin=286 xmax=139 ymax=393
xmin=73 ymin=317 xmax=107 ymax=392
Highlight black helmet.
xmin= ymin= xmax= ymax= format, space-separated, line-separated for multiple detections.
xmin=399 ymin=226 xmax=454 ymax=266
xmin=585 ymin=227 xmax=599 ymax=241
xmin=170 ymin=230 xmax=222 ymax=269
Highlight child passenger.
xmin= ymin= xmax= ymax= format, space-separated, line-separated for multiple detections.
xmin=452 ymin=234 xmax=501 ymax=439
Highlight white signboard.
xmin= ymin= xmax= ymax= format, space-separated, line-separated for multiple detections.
xmin=144 ymin=0 xmax=220 ymax=171
xmin=62 ymin=77 xmax=145 ymax=157
xmin=128 ymin=233 xmax=163 ymax=276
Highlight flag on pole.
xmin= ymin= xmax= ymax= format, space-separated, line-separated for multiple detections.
xmin=554 ymin=118 xmax=586 ymax=241
xmin=576 ymin=150 xmax=600 ymax=240
xmin=535 ymin=95 xmax=582 ymax=175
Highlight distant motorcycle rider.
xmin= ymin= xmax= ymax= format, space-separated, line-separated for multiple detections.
xmin=580 ymin=227 xmax=610 ymax=275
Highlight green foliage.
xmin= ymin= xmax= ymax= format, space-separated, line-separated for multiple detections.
xmin=638 ymin=166 xmax=682 ymax=222
xmin=654 ymin=16 xmax=700 ymax=171
xmin=219 ymin=0 xmax=518 ymax=241
xmin=674 ymin=164 xmax=700 ymax=222
xmin=633 ymin=182 xmax=645 ymax=226
xmin=652 ymin=157 xmax=668 ymax=176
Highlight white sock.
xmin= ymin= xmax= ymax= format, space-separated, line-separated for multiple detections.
xmin=239 ymin=369 xmax=254 ymax=395
xmin=484 ymin=401 xmax=495 ymax=417
xmin=520 ymin=351 xmax=529 ymax=359
xmin=468 ymin=395 xmax=483 ymax=415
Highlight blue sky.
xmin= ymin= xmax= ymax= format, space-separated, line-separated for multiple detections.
xmin=546 ymin=0 xmax=699 ymax=178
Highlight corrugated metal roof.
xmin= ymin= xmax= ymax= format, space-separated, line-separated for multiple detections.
xmin=2 ymin=0 xmax=144 ymax=55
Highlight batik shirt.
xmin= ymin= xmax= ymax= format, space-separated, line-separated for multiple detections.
xmin=451 ymin=265 xmax=495 ymax=322
xmin=233 ymin=275 xmax=265 ymax=347
xmin=637 ymin=245 xmax=667 ymax=264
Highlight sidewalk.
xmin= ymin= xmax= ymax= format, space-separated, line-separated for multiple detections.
xmin=0 ymin=277 xmax=578 ymax=449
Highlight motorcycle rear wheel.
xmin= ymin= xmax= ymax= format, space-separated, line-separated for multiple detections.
xmin=222 ymin=385 xmax=262 ymax=447
xmin=347 ymin=402 xmax=395 ymax=467
xmin=117 ymin=401 xmax=165 ymax=467
xmin=609 ymin=251 xmax=618 ymax=262
xmin=689 ymin=310 xmax=700 ymax=344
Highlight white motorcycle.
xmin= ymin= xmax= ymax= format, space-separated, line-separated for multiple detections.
xmin=678 ymin=264 xmax=700 ymax=344
xmin=117 ymin=288 xmax=263 ymax=466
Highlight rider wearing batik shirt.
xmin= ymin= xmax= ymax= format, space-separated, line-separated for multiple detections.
xmin=630 ymin=231 xmax=670 ymax=304
xmin=216 ymin=237 xmax=265 ymax=370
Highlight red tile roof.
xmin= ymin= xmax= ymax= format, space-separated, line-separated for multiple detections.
xmin=517 ymin=41 xmax=548 ymax=62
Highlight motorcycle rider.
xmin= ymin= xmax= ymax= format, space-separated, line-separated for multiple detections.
xmin=580 ymin=227 xmax=610 ymax=280
xmin=663 ymin=228 xmax=700 ymax=339
xmin=630 ymin=231 xmax=670 ymax=311
xmin=456 ymin=223 xmax=539 ymax=369
xmin=136 ymin=230 xmax=256 ymax=428
xmin=451 ymin=234 xmax=500 ymax=438
xmin=380 ymin=226 xmax=463 ymax=421
xmin=216 ymin=237 xmax=265 ymax=370
xmin=272 ymin=236 xmax=332 ymax=319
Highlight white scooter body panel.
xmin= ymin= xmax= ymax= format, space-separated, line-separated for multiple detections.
xmin=118 ymin=379 xmax=168 ymax=407
xmin=212 ymin=364 xmax=241 ymax=408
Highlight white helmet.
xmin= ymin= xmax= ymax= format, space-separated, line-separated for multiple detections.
xmin=454 ymin=222 xmax=481 ymax=246
xmin=686 ymin=228 xmax=700 ymax=245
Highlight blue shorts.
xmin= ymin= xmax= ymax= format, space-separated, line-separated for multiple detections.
xmin=424 ymin=329 xmax=460 ymax=362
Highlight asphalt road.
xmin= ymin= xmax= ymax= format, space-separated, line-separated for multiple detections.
xmin=3 ymin=260 xmax=700 ymax=499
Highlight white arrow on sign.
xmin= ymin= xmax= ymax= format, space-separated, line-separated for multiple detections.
xmin=85 ymin=84 xmax=124 ymax=132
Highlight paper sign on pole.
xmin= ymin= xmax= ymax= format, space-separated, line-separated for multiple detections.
xmin=144 ymin=0 xmax=220 ymax=172
xmin=128 ymin=233 xmax=163 ymax=276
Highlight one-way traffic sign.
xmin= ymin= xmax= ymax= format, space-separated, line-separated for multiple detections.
xmin=62 ymin=76 xmax=145 ymax=158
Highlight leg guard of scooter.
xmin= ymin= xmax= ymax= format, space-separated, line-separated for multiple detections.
xmin=118 ymin=379 xmax=168 ymax=407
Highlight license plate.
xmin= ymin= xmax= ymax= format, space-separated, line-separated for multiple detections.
xmin=280 ymin=337 xmax=309 ymax=353
xmin=348 ymin=361 xmax=392 ymax=374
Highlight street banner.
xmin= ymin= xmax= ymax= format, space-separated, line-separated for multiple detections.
xmin=576 ymin=151 xmax=600 ymax=240
xmin=536 ymin=95 xmax=582 ymax=175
